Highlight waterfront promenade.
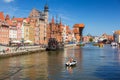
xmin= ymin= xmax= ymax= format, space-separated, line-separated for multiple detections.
xmin=0 ymin=43 xmax=77 ymax=58
xmin=0 ymin=45 xmax=45 ymax=58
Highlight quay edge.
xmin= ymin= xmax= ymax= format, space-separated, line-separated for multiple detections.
xmin=0 ymin=47 xmax=46 ymax=59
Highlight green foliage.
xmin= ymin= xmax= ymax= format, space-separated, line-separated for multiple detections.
xmin=89 ymin=38 xmax=93 ymax=42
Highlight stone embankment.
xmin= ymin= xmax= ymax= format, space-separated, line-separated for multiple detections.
xmin=64 ymin=44 xmax=76 ymax=47
xmin=0 ymin=46 xmax=45 ymax=58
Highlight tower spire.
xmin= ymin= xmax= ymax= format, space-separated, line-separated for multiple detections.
xmin=60 ymin=17 xmax=62 ymax=26
xmin=44 ymin=1 xmax=49 ymax=12
xmin=51 ymin=16 xmax=54 ymax=24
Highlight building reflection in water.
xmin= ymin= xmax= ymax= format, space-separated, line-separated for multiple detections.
xmin=47 ymin=50 xmax=65 ymax=79
xmin=64 ymin=46 xmax=83 ymax=74
xmin=117 ymin=47 xmax=120 ymax=62
xmin=66 ymin=66 xmax=73 ymax=74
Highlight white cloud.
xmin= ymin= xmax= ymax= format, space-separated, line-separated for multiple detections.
xmin=4 ymin=0 xmax=14 ymax=3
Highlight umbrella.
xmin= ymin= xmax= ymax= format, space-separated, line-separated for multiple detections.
xmin=24 ymin=40 xmax=32 ymax=43
xmin=12 ymin=40 xmax=21 ymax=43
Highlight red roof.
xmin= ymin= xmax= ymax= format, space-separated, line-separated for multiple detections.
xmin=0 ymin=12 xmax=5 ymax=21
xmin=66 ymin=26 xmax=70 ymax=29
xmin=25 ymin=18 xmax=30 ymax=23
xmin=12 ymin=18 xmax=24 ymax=22
xmin=73 ymin=24 xmax=85 ymax=28
xmin=6 ymin=20 xmax=13 ymax=25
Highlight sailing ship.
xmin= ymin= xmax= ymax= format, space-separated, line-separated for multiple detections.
xmin=46 ymin=38 xmax=64 ymax=51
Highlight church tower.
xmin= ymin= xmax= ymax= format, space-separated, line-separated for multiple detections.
xmin=44 ymin=4 xmax=49 ymax=23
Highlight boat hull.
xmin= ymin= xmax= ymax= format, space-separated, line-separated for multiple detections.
xmin=65 ymin=60 xmax=77 ymax=66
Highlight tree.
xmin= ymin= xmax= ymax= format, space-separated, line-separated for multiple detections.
xmin=89 ymin=38 xmax=93 ymax=42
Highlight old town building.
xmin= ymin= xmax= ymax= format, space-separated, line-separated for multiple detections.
xmin=0 ymin=25 xmax=9 ymax=45
xmin=47 ymin=17 xmax=73 ymax=44
xmin=23 ymin=20 xmax=30 ymax=42
xmin=11 ymin=18 xmax=23 ymax=41
xmin=73 ymin=24 xmax=85 ymax=42
xmin=29 ymin=4 xmax=49 ymax=45
xmin=101 ymin=33 xmax=113 ymax=42
xmin=0 ymin=12 xmax=9 ymax=45
xmin=20 ymin=18 xmax=30 ymax=43
xmin=114 ymin=30 xmax=120 ymax=43
xmin=0 ymin=5 xmax=85 ymax=46
xmin=29 ymin=20 xmax=35 ymax=44
xmin=62 ymin=25 xmax=67 ymax=43
xmin=9 ymin=26 xmax=17 ymax=42
xmin=47 ymin=17 xmax=64 ymax=43
xmin=63 ymin=25 xmax=73 ymax=42
xmin=22 ymin=18 xmax=35 ymax=44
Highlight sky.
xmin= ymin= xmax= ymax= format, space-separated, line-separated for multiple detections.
xmin=0 ymin=0 xmax=120 ymax=36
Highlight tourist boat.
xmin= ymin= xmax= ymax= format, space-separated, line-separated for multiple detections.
xmin=65 ymin=60 xmax=77 ymax=66
xmin=46 ymin=38 xmax=64 ymax=51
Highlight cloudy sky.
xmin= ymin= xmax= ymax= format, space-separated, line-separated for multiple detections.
xmin=0 ymin=0 xmax=120 ymax=36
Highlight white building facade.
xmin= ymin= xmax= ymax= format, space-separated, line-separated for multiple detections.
xmin=62 ymin=25 xmax=67 ymax=43
xmin=9 ymin=26 xmax=17 ymax=40
xmin=114 ymin=32 xmax=120 ymax=43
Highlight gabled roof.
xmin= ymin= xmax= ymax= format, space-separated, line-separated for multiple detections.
xmin=23 ymin=18 xmax=30 ymax=23
xmin=6 ymin=20 xmax=13 ymax=25
xmin=0 ymin=12 xmax=5 ymax=21
xmin=29 ymin=8 xmax=41 ymax=17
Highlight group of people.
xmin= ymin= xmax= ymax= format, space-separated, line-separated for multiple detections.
xmin=0 ymin=48 xmax=9 ymax=54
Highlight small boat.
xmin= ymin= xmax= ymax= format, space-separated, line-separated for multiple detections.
xmin=111 ymin=42 xmax=118 ymax=46
xmin=65 ymin=60 xmax=77 ymax=66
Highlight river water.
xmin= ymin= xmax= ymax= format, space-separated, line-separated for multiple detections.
xmin=0 ymin=44 xmax=120 ymax=80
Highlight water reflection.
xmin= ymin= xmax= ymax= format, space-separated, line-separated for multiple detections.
xmin=0 ymin=53 xmax=49 ymax=80
xmin=66 ymin=66 xmax=77 ymax=74
xmin=0 ymin=45 xmax=120 ymax=80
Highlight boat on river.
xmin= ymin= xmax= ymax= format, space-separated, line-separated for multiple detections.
xmin=46 ymin=38 xmax=64 ymax=51
xmin=111 ymin=42 xmax=118 ymax=46
xmin=65 ymin=60 xmax=77 ymax=66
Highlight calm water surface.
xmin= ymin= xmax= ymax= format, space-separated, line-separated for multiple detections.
xmin=0 ymin=44 xmax=120 ymax=80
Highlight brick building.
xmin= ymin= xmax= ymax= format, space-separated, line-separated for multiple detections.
xmin=47 ymin=17 xmax=73 ymax=43
xmin=0 ymin=12 xmax=9 ymax=45
xmin=73 ymin=24 xmax=85 ymax=42
xmin=114 ymin=30 xmax=120 ymax=43
xmin=29 ymin=4 xmax=49 ymax=45
xmin=47 ymin=17 xmax=64 ymax=43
